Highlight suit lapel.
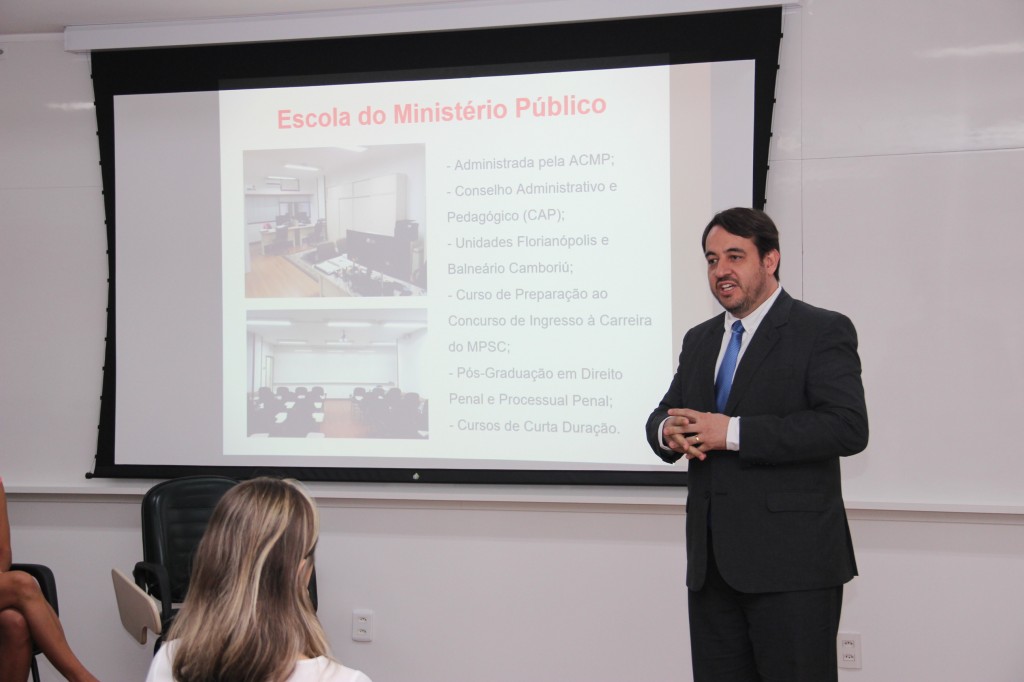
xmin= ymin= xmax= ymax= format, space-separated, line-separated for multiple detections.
xmin=725 ymin=290 xmax=792 ymax=414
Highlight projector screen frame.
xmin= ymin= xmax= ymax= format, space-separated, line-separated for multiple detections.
xmin=90 ymin=8 xmax=782 ymax=485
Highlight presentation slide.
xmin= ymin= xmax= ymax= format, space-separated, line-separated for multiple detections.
xmin=112 ymin=59 xmax=754 ymax=477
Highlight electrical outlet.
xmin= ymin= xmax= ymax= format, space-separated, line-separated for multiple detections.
xmin=837 ymin=632 xmax=862 ymax=669
xmin=352 ymin=609 xmax=374 ymax=642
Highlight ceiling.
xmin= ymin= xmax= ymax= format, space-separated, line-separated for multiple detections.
xmin=0 ymin=0 xmax=468 ymax=36
xmin=244 ymin=145 xmax=419 ymax=193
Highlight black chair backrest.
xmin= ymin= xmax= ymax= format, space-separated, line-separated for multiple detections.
xmin=140 ymin=476 xmax=237 ymax=603
xmin=10 ymin=563 xmax=57 ymax=615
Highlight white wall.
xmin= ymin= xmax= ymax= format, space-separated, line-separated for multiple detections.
xmin=7 ymin=492 xmax=690 ymax=681
xmin=2 ymin=1 xmax=1024 ymax=680
xmin=767 ymin=0 xmax=1024 ymax=511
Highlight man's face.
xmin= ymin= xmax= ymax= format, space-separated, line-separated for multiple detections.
xmin=704 ymin=225 xmax=779 ymax=318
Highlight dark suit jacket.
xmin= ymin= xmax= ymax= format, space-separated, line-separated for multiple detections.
xmin=646 ymin=290 xmax=868 ymax=593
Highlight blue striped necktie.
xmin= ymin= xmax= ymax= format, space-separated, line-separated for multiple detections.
xmin=715 ymin=320 xmax=745 ymax=413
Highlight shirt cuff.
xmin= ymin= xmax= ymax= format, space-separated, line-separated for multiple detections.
xmin=658 ymin=417 xmax=672 ymax=450
xmin=726 ymin=417 xmax=740 ymax=451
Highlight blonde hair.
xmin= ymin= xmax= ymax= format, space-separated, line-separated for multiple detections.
xmin=167 ymin=477 xmax=331 ymax=682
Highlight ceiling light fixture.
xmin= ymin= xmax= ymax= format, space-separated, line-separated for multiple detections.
xmin=326 ymin=332 xmax=351 ymax=345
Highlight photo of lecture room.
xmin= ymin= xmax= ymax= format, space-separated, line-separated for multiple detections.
xmin=244 ymin=144 xmax=427 ymax=298
xmin=247 ymin=309 xmax=428 ymax=439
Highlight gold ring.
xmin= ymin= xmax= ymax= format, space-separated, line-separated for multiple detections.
xmin=694 ymin=436 xmax=701 ymax=444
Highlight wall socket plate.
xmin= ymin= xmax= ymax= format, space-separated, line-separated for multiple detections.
xmin=838 ymin=632 xmax=862 ymax=669
xmin=352 ymin=609 xmax=374 ymax=642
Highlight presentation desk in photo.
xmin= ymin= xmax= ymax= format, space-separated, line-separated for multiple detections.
xmin=259 ymin=222 xmax=317 ymax=254
xmin=315 ymin=255 xmax=425 ymax=298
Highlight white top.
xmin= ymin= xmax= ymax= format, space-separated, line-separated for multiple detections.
xmin=146 ymin=641 xmax=372 ymax=682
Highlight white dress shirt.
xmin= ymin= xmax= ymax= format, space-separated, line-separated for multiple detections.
xmin=716 ymin=285 xmax=782 ymax=449
xmin=660 ymin=285 xmax=783 ymax=452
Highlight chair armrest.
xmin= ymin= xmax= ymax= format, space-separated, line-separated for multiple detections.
xmin=10 ymin=563 xmax=58 ymax=614
xmin=133 ymin=561 xmax=173 ymax=622
xmin=112 ymin=568 xmax=163 ymax=644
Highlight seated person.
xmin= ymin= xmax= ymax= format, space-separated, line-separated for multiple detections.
xmin=145 ymin=477 xmax=372 ymax=682
xmin=0 ymin=477 xmax=99 ymax=682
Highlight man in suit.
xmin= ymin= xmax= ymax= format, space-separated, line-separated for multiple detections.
xmin=646 ymin=208 xmax=868 ymax=682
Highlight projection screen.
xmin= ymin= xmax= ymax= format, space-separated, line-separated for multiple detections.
xmin=90 ymin=9 xmax=782 ymax=484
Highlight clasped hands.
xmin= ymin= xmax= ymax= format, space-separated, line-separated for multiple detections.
xmin=662 ymin=408 xmax=729 ymax=461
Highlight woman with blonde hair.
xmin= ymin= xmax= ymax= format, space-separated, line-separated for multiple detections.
xmin=145 ymin=477 xmax=372 ymax=682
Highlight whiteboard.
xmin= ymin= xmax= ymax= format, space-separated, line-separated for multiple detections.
xmin=274 ymin=349 xmax=397 ymax=386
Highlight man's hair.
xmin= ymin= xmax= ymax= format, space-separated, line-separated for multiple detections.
xmin=701 ymin=207 xmax=781 ymax=281
xmin=168 ymin=477 xmax=331 ymax=682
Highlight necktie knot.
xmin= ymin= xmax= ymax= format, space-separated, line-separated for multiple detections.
xmin=715 ymin=321 xmax=745 ymax=413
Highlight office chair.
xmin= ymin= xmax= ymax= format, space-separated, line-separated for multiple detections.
xmin=131 ymin=476 xmax=319 ymax=651
xmin=400 ymin=392 xmax=428 ymax=437
xmin=303 ymin=220 xmax=326 ymax=247
xmin=274 ymin=399 xmax=320 ymax=437
xmin=9 ymin=563 xmax=58 ymax=682
xmin=268 ymin=225 xmax=292 ymax=255
xmin=314 ymin=241 xmax=338 ymax=262
xmin=249 ymin=387 xmax=278 ymax=435
xmin=132 ymin=476 xmax=238 ymax=649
